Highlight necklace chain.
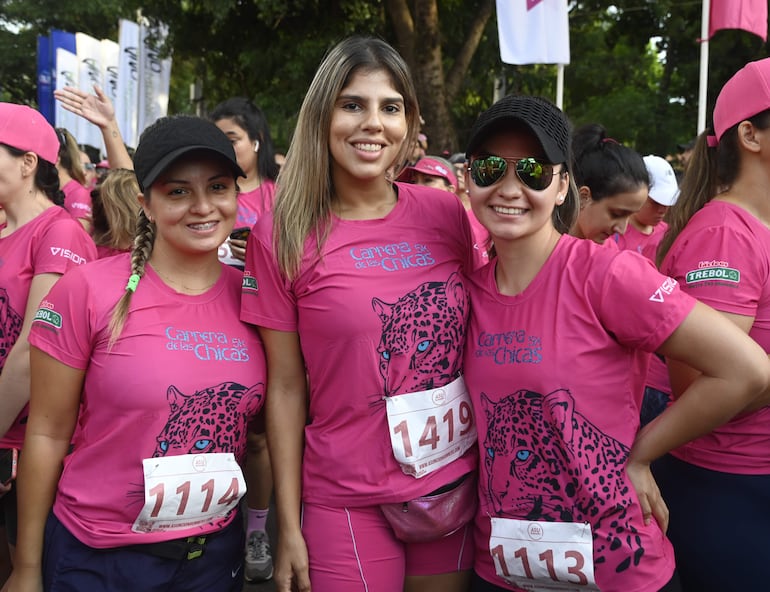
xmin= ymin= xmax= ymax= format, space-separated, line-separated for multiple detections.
xmin=151 ymin=265 xmax=219 ymax=294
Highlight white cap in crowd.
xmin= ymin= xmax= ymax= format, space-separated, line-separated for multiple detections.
xmin=643 ymin=155 xmax=679 ymax=206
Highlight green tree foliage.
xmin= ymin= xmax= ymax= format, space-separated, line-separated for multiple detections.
xmin=0 ymin=0 xmax=767 ymax=157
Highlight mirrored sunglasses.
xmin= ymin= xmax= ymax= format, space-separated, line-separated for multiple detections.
xmin=469 ymin=155 xmax=558 ymax=191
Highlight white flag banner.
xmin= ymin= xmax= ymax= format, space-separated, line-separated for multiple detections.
xmin=55 ymin=48 xmax=80 ymax=138
xmin=137 ymin=20 xmax=172 ymax=138
xmin=496 ymin=0 xmax=570 ymax=65
xmin=100 ymin=39 xmax=120 ymax=158
xmin=75 ymin=33 xmax=104 ymax=149
xmin=117 ymin=19 xmax=140 ymax=149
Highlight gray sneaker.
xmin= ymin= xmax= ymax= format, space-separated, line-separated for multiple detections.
xmin=244 ymin=530 xmax=273 ymax=582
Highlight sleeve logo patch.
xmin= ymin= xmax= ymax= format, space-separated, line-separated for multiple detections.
xmin=685 ymin=267 xmax=740 ymax=285
xmin=241 ymin=274 xmax=258 ymax=293
xmin=33 ymin=308 xmax=62 ymax=329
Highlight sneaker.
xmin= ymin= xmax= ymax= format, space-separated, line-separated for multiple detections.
xmin=244 ymin=530 xmax=273 ymax=582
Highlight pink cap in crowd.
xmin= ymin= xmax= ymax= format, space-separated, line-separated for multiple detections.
xmin=0 ymin=103 xmax=59 ymax=164
xmin=398 ymin=155 xmax=458 ymax=191
xmin=713 ymin=57 xmax=770 ymax=142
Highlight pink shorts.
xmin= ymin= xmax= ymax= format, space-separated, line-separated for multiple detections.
xmin=302 ymin=502 xmax=473 ymax=591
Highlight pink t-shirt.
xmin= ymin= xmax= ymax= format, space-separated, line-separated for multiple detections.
xmin=62 ymin=179 xmax=93 ymax=223
xmin=219 ymin=181 xmax=278 ymax=267
xmin=614 ymin=222 xmax=671 ymax=393
xmin=0 ymin=206 xmax=96 ymax=448
xmin=614 ymin=221 xmax=668 ymax=262
xmin=236 ymin=180 xmax=276 ymax=228
xmin=28 ymin=255 xmax=266 ymax=547
xmin=661 ymin=200 xmax=770 ymax=474
xmin=465 ymin=235 xmax=695 ymax=592
xmin=95 ymin=244 xmax=129 ymax=259
xmin=241 ymin=182 xmax=477 ymax=506
xmin=467 ymin=208 xmax=490 ymax=269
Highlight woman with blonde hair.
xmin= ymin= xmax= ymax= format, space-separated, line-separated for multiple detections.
xmin=90 ymin=168 xmax=140 ymax=259
xmin=242 ymin=36 xmax=477 ymax=592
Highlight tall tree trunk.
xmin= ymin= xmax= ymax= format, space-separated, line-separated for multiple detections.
xmin=386 ymin=0 xmax=494 ymax=154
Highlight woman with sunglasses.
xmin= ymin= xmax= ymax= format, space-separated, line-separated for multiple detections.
xmin=461 ymin=94 xmax=770 ymax=592
xmin=571 ymin=123 xmax=649 ymax=244
xmin=241 ymin=36 xmax=477 ymax=592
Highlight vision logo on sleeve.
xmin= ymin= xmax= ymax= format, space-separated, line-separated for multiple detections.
xmin=686 ymin=260 xmax=740 ymax=286
xmin=33 ymin=300 xmax=62 ymax=329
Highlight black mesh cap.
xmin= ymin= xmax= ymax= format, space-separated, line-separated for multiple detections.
xmin=465 ymin=95 xmax=572 ymax=165
xmin=133 ymin=115 xmax=245 ymax=192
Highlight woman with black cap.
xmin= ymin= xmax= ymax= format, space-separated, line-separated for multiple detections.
xmin=6 ymin=115 xmax=266 ymax=592
xmin=460 ymin=94 xmax=770 ymax=592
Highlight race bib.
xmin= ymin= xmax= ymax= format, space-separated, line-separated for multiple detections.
xmin=132 ymin=453 xmax=245 ymax=533
xmin=385 ymin=375 xmax=476 ymax=478
xmin=490 ymin=517 xmax=599 ymax=591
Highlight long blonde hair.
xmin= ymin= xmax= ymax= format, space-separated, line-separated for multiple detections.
xmin=273 ymin=36 xmax=421 ymax=279
xmin=56 ymin=128 xmax=86 ymax=185
xmin=92 ymin=169 xmax=140 ymax=251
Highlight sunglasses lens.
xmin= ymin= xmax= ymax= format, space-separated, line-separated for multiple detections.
xmin=470 ymin=156 xmax=555 ymax=190
xmin=470 ymin=156 xmax=507 ymax=187
xmin=515 ymin=158 xmax=554 ymax=191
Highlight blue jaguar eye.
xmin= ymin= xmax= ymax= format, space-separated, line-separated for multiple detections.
xmin=194 ymin=440 xmax=211 ymax=450
xmin=381 ymin=351 xmax=390 ymax=361
xmin=516 ymin=450 xmax=531 ymax=461
xmin=159 ymin=441 xmax=168 ymax=452
xmin=487 ymin=448 xmax=495 ymax=459
xmin=417 ymin=340 xmax=431 ymax=352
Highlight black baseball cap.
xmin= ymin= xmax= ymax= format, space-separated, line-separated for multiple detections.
xmin=465 ymin=95 xmax=572 ymax=166
xmin=133 ymin=115 xmax=245 ymax=192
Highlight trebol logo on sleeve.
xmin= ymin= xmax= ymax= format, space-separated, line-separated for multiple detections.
xmin=685 ymin=260 xmax=740 ymax=286
xmin=33 ymin=300 xmax=62 ymax=329
xmin=242 ymin=273 xmax=258 ymax=294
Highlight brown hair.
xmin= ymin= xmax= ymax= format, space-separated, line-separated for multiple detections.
xmin=91 ymin=169 xmax=140 ymax=251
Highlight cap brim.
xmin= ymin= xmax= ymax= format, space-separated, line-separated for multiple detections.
xmin=140 ymin=145 xmax=246 ymax=191
xmin=466 ymin=117 xmax=566 ymax=165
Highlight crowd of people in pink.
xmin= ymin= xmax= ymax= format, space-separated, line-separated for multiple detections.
xmin=0 ymin=35 xmax=769 ymax=592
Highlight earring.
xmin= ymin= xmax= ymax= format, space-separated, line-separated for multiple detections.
xmin=556 ymin=194 xmax=565 ymax=205
xmin=253 ymin=140 xmax=260 ymax=153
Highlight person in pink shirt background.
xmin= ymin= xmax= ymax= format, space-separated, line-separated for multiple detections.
xmin=461 ymin=93 xmax=770 ymax=592
xmin=55 ymin=128 xmax=93 ymax=234
xmin=241 ymin=36 xmax=476 ymax=592
xmin=0 ymin=103 xmax=95 ymax=574
xmin=212 ymin=97 xmax=279 ymax=268
xmin=211 ymin=97 xmax=281 ymax=583
xmin=399 ymin=155 xmax=490 ymax=269
xmin=613 ymin=154 xmax=680 ymax=426
xmin=5 ymin=115 xmax=266 ymax=592
xmin=654 ymin=57 xmax=770 ymax=592
xmin=571 ymin=123 xmax=649 ymax=244
xmin=615 ymin=154 xmax=679 ymax=261
xmin=90 ymin=168 xmax=139 ymax=259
